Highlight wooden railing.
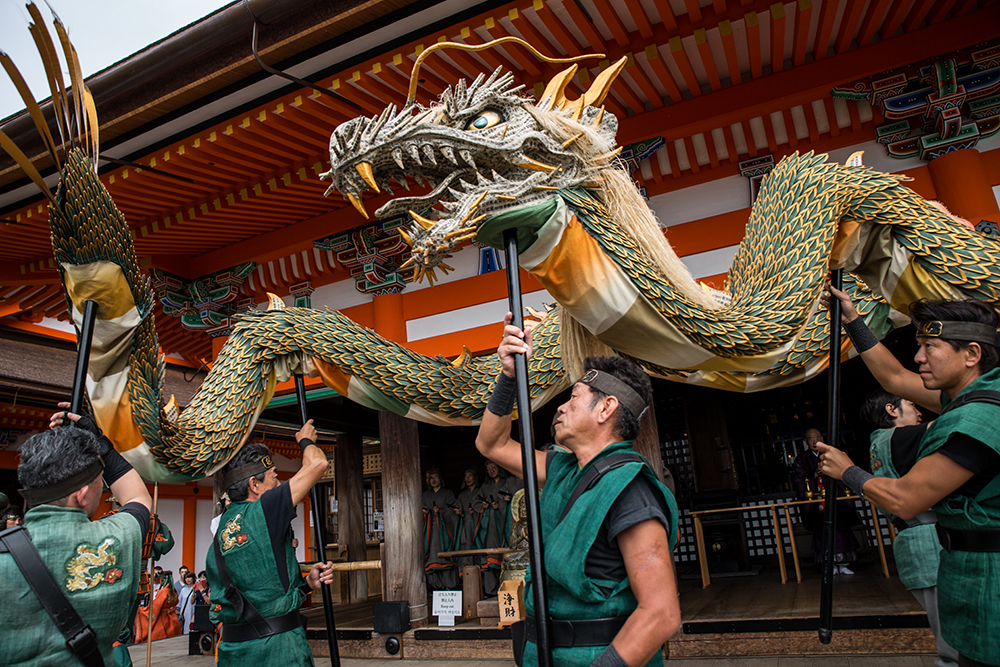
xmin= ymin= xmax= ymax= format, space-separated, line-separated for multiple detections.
xmin=688 ymin=494 xmax=890 ymax=588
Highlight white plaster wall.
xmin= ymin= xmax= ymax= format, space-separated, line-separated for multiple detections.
xmin=194 ymin=497 xmax=217 ymax=574
xmin=154 ymin=497 xmax=184 ymax=576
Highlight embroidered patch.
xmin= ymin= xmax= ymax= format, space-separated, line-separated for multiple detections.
xmin=221 ymin=512 xmax=250 ymax=553
xmin=64 ymin=537 xmax=120 ymax=592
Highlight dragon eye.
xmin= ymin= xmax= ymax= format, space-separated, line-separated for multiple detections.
xmin=466 ymin=111 xmax=502 ymax=131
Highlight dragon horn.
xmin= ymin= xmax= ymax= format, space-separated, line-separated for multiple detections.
xmin=537 ymin=64 xmax=578 ymax=112
xmin=265 ymin=293 xmax=286 ymax=311
xmin=564 ymin=56 xmax=628 ymax=120
xmin=408 ymin=37 xmax=603 ymax=102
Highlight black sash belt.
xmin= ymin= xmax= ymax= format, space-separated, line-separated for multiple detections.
xmin=524 ymin=615 xmax=628 ymax=648
xmin=221 ymin=609 xmax=305 ymax=642
xmin=936 ymin=525 xmax=1000 ymax=553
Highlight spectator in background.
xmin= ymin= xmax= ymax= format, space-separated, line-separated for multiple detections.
xmin=791 ymin=428 xmax=860 ymax=574
xmin=176 ymin=571 xmax=198 ymax=635
xmin=2 ymin=504 xmax=23 ymax=529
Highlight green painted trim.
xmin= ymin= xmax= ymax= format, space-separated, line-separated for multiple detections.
xmin=265 ymin=387 xmax=340 ymax=408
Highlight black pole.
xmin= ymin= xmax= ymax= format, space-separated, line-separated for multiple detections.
xmin=70 ymin=300 xmax=99 ymax=416
xmin=502 ymin=229 xmax=553 ymax=667
xmin=295 ymin=374 xmax=341 ymax=667
xmin=819 ymin=269 xmax=843 ymax=644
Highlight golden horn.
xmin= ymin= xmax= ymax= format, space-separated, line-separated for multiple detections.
xmin=398 ymin=228 xmax=412 ymax=245
xmin=538 ymin=64 xmax=578 ymax=112
xmin=562 ymin=132 xmax=585 ymax=149
xmin=265 ymin=293 xmax=286 ymax=311
xmin=346 ymin=192 xmax=369 ymax=219
xmin=355 ymin=162 xmax=380 ymax=193
xmin=399 ymin=256 xmax=416 ymax=269
xmin=409 ymin=210 xmax=436 ymax=230
xmin=408 ymin=37 xmax=603 ymax=102
xmin=515 ymin=156 xmax=558 ymax=172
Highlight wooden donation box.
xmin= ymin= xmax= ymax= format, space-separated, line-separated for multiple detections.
xmin=498 ymin=579 xmax=525 ymax=627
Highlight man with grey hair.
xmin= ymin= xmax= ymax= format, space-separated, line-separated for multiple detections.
xmin=0 ymin=407 xmax=152 ymax=666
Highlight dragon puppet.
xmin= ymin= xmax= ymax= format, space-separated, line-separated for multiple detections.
xmin=4 ymin=12 xmax=999 ymax=482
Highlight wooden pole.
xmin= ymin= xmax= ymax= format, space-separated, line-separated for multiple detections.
xmin=145 ymin=483 xmax=158 ymax=667
xmin=295 ymin=375 xmax=340 ymax=667
xmin=503 ymin=229 xmax=552 ymax=667
xmin=336 ymin=430 xmax=368 ymax=602
xmin=69 ymin=300 xmax=99 ymax=416
xmin=378 ymin=410 xmax=427 ymax=627
xmin=819 ymin=268 xmax=843 ymax=644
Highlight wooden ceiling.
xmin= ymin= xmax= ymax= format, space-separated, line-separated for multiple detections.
xmin=2 ymin=0 xmax=998 ymax=361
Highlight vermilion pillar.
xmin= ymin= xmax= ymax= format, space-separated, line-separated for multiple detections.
xmin=183 ymin=497 xmax=197 ymax=571
xmin=927 ymin=148 xmax=1000 ymax=222
xmin=372 ymin=291 xmax=407 ymax=343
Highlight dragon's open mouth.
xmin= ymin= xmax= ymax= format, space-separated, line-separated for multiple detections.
xmin=319 ymin=64 xmax=621 ymax=282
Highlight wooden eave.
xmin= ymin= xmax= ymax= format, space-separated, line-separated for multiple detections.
xmin=2 ymin=0 xmax=998 ymax=359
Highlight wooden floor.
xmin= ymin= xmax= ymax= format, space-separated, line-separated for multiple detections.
xmin=676 ymin=559 xmax=924 ymax=622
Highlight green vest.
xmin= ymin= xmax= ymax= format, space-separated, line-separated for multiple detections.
xmin=869 ymin=428 xmax=941 ymax=590
xmin=0 ymin=505 xmax=143 ymax=666
xmin=915 ymin=368 xmax=1000 ymax=664
xmin=207 ymin=497 xmax=312 ymax=665
xmin=522 ymin=441 xmax=679 ymax=667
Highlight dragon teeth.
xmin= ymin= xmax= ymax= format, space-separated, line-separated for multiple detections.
xmin=459 ymin=149 xmax=475 ymax=170
xmin=476 ymin=173 xmax=491 ymax=186
xmin=440 ymin=146 xmax=459 ymax=166
xmin=407 ymin=144 xmax=422 ymax=166
xmin=460 ymin=178 xmax=475 ymax=190
xmin=392 ymin=148 xmax=405 ymax=170
xmin=422 ymin=144 xmax=437 ymax=167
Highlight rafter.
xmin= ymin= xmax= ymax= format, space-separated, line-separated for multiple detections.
xmin=694 ymin=29 xmax=722 ymax=91
xmin=623 ymin=0 xmax=656 ymax=38
xmin=719 ymin=20 xmax=743 ymax=84
xmin=880 ymin=0 xmax=916 ymax=39
xmin=858 ymin=0 xmax=895 ymax=45
xmin=746 ymin=11 xmax=763 ymax=78
xmin=592 ymin=0 xmax=632 ymax=47
xmin=813 ymin=0 xmax=841 ymax=60
xmin=792 ymin=0 xmax=813 ymax=66
xmin=770 ymin=3 xmax=787 ymax=72
xmin=644 ymin=44 xmax=685 ymax=102
xmin=670 ymin=36 xmax=703 ymax=96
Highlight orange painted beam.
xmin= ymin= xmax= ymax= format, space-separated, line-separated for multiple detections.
xmin=695 ymin=29 xmax=722 ymax=91
xmin=782 ymin=108 xmax=800 ymax=149
xmin=835 ymin=0 xmax=867 ymax=54
xmin=952 ymin=0 xmax=979 ymax=14
xmin=880 ymin=0 xmax=915 ymax=38
xmin=561 ymin=0 xmax=609 ymax=51
xmin=762 ymin=114 xmax=779 ymax=153
xmin=792 ymin=0 xmax=813 ymax=66
xmin=0 ymin=450 xmax=19 ymax=469
xmin=770 ymin=3 xmax=787 ymax=73
xmin=670 ymin=36 xmax=703 ymax=96
xmin=645 ymin=44 xmax=685 ymax=103
xmin=741 ymin=120 xmax=760 ymax=157
xmin=592 ymin=0 xmax=632 ymax=47
xmin=713 ymin=0 xmax=728 ymax=14
xmin=684 ymin=136 xmax=701 ymax=173
xmin=509 ymin=11 xmax=561 ymax=57
xmin=683 ymin=0 xmax=704 ymax=23
xmin=903 ymin=0 xmax=938 ymax=29
xmin=813 ymin=0 xmax=841 ymax=60
xmin=626 ymin=58 xmax=666 ymax=108
xmin=536 ymin=2 xmax=587 ymax=52
xmin=652 ymin=0 xmax=679 ymax=30
xmin=746 ymin=11 xmax=763 ymax=78
xmin=803 ymin=99 xmax=821 ymax=142
xmin=824 ymin=97 xmax=842 ymax=137
xmin=703 ymin=129 xmax=721 ymax=168
xmin=927 ymin=0 xmax=959 ymax=22
xmin=617 ymin=4 xmax=1000 ymax=147
xmin=858 ymin=0 xmax=895 ymax=45
xmin=407 ymin=321 xmax=504 ymax=358
xmin=665 ymin=139 xmax=680 ymax=178
xmin=623 ymin=0 xmax=656 ymax=38
xmin=719 ymin=20 xmax=743 ymax=85
xmin=649 ymin=151 xmax=665 ymax=183
xmin=612 ymin=72 xmax=648 ymax=114
xmin=847 ymin=98 xmax=863 ymax=133
xmin=665 ymin=209 xmax=750 ymax=256
xmin=482 ymin=22 xmax=541 ymax=78
xmin=722 ymin=124 xmax=741 ymax=163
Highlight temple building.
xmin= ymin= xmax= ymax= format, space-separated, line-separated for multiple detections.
xmin=2 ymin=0 xmax=999 ymax=658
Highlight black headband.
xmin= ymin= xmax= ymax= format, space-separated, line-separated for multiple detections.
xmin=220 ymin=455 xmax=275 ymax=490
xmin=19 ymin=458 xmax=104 ymax=506
xmin=915 ymin=320 xmax=1000 ymax=347
xmin=579 ymin=369 xmax=647 ymax=420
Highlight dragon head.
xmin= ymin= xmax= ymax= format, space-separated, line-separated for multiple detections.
xmin=319 ymin=40 xmax=627 ymax=282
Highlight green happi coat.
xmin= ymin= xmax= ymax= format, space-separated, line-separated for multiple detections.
xmin=916 ymin=367 xmax=1000 ymax=665
xmin=869 ymin=428 xmax=941 ymax=590
xmin=208 ymin=498 xmax=312 ymax=666
xmin=0 ymin=505 xmax=143 ymax=667
xmin=523 ymin=441 xmax=679 ymax=667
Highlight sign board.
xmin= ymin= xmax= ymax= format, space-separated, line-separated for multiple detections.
xmin=433 ymin=590 xmax=462 ymax=626
xmin=498 ymin=579 xmax=524 ymax=627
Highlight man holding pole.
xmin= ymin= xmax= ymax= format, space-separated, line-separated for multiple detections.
xmin=0 ymin=410 xmax=152 ymax=667
xmin=208 ymin=419 xmax=335 ymax=665
xmin=819 ymin=289 xmax=1000 ymax=667
xmin=476 ymin=313 xmax=680 ymax=667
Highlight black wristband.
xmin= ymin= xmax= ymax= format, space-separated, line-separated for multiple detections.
xmin=102 ymin=445 xmax=134 ymax=486
xmin=590 ymin=644 xmax=628 ymax=667
xmin=72 ymin=415 xmax=113 ymax=458
xmin=842 ymin=465 xmax=875 ymax=499
xmin=298 ymin=437 xmax=315 ymax=452
xmin=843 ymin=317 xmax=878 ymax=353
xmin=486 ymin=372 xmax=517 ymax=417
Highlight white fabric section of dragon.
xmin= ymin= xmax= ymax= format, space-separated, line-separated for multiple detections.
xmin=3 ymin=11 xmax=998 ymax=482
